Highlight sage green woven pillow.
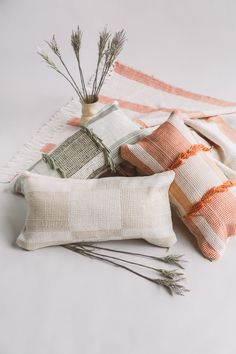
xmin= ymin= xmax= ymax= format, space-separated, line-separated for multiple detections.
xmin=15 ymin=103 xmax=145 ymax=193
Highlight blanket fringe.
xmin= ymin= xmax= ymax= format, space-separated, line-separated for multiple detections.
xmin=0 ymin=97 xmax=81 ymax=183
xmin=0 ymin=64 xmax=118 ymax=184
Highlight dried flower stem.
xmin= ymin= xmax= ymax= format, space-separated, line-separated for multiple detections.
xmin=92 ymin=27 xmax=110 ymax=97
xmin=38 ymin=50 xmax=84 ymax=101
xmin=95 ymin=30 xmax=126 ymax=96
xmin=71 ymin=27 xmax=88 ymax=101
xmin=39 ymin=27 xmax=125 ymax=103
xmin=77 ymin=244 xmax=187 ymax=269
xmin=76 ymin=246 xmax=184 ymax=280
xmin=46 ymin=35 xmax=84 ymax=101
xmin=64 ymin=245 xmax=189 ymax=296
xmin=59 ymin=56 xmax=84 ymax=101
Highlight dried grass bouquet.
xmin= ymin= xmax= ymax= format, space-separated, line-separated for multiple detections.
xmin=38 ymin=26 xmax=126 ymax=104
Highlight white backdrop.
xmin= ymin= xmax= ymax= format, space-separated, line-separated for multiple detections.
xmin=1 ymin=1 xmax=236 ymax=353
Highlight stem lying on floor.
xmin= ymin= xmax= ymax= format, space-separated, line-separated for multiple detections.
xmin=76 ymin=246 xmax=184 ymax=281
xmin=63 ymin=244 xmax=189 ymax=296
xmin=71 ymin=243 xmax=187 ymax=269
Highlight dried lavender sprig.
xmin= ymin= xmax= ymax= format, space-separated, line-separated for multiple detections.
xmin=95 ymin=30 xmax=126 ymax=96
xmin=71 ymin=27 xmax=87 ymax=100
xmin=37 ymin=50 xmax=83 ymax=100
xmin=75 ymin=243 xmax=187 ymax=269
xmin=153 ymin=278 xmax=189 ymax=296
xmin=160 ymin=255 xmax=187 ymax=269
xmin=39 ymin=27 xmax=125 ymax=103
xmin=76 ymin=246 xmax=184 ymax=281
xmin=92 ymin=27 xmax=111 ymax=97
xmin=63 ymin=245 xmax=189 ymax=296
xmin=45 ymin=35 xmax=84 ymax=101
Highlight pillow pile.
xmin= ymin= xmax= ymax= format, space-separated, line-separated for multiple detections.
xmin=16 ymin=102 xmax=236 ymax=261
xmin=17 ymin=171 xmax=176 ymax=250
xmin=121 ymin=112 xmax=236 ymax=260
xmin=15 ymin=102 xmax=145 ymax=193
xmin=17 ymin=105 xmax=236 ymax=261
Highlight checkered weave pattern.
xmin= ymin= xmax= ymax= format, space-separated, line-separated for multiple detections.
xmin=17 ymin=171 xmax=176 ymax=250
xmin=36 ymin=102 xmax=144 ymax=179
xmin=42 ymin=128 xmax=107 ymax=178
xmin=121 ymin=113 xmax=236 ymax=260
xmin=14 ymin=102 xmax=145 ymax=193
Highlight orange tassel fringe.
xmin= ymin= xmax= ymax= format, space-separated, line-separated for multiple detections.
xmin=186 ymin=180 xmax=236 ymax=219
xmin=169 ymin=144 xmax=211 ymax=170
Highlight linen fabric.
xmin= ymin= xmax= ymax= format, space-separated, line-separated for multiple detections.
xmin=121 ymin=113 xmax=236 ymax=260
xmin=14 ymin=102 xmax=145 ymax=193
xmin=17 ymin=171 xmax=176 ymax=250
xmin=99 ymin=62 xmax=236 ymax=182
xmin=2 ymin=61 xmax=236 ymax=186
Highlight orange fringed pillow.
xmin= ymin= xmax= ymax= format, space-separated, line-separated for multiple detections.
xmin=121 ymin=113 xmax=236 ymax=260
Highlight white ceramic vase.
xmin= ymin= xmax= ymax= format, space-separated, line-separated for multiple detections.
xmin=80 ymin=99 xmax=100 ymax=125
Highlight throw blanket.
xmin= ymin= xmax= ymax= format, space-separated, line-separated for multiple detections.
xmin=1 ymin=61 xmax=236 ymax=183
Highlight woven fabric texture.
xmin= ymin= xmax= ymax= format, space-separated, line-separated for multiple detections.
xmin=17 ymin=171 xmax=176 ymax=250
xmin=15 ymin=102 xmax=145 ymax=193
xmin=121 ymin=113 xmax=236 ymax=260
xmin=2 ymin=62 xmax=236 ymax=187
xmin=100 ymin=62 xmax=236 ymax=181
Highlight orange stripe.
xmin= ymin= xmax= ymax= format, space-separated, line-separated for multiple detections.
xmin=99 ymin=95 xmax=185 ymax=114
xmin=67 ymin=117 xmax=81 ymax=126
xmin=139 ymin=121 xmax=191 ymax=170
xmin=170 ymin=183 xmax=192 ymax=212
xmin=100 ymin=95 xmax=160 ymax=113
xmin=190 ymin=191 xmax=236 ymax=242
xmin=187 ymin=111 xmax=206 ymax=118
xmin=40 ymin=143 xmax=56 ymax=153
xmin=206 ymin=116 xmax=236 ymax=143
xmin=184 ymin=218 xmax=221 ymax=260
xmin=114 ymin=62 xmax=236 ymax=107
xmin=133 ymin=119 xmax=149 ymax=128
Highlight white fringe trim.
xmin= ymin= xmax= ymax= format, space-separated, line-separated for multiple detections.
xmin=0 ymin=97 xmax=81 ymax=183
xmin=0 ymin=61 xmax=118 ymax=184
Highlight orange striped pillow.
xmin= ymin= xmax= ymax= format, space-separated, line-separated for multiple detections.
xmin=121 ymin=113 xmax=236 ymax=260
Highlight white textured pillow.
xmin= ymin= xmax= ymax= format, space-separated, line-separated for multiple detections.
xmin=17 ymin=171 xmax=176 ymax=250
xmin=14 ymin=102 xmax=145 ymax=194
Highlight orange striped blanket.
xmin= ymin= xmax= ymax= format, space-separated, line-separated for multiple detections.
xmin=1 ymin=61 xmax=236 ymax=184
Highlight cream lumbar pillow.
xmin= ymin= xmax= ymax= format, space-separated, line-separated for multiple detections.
xmin=17 ymin=171 xmax=176 ymax=250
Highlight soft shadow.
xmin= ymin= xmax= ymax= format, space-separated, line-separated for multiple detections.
xmin=1 ymin=187 xmax=26 ymax=248
xmin=171 ymin=208 xmax=200 ymax=254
